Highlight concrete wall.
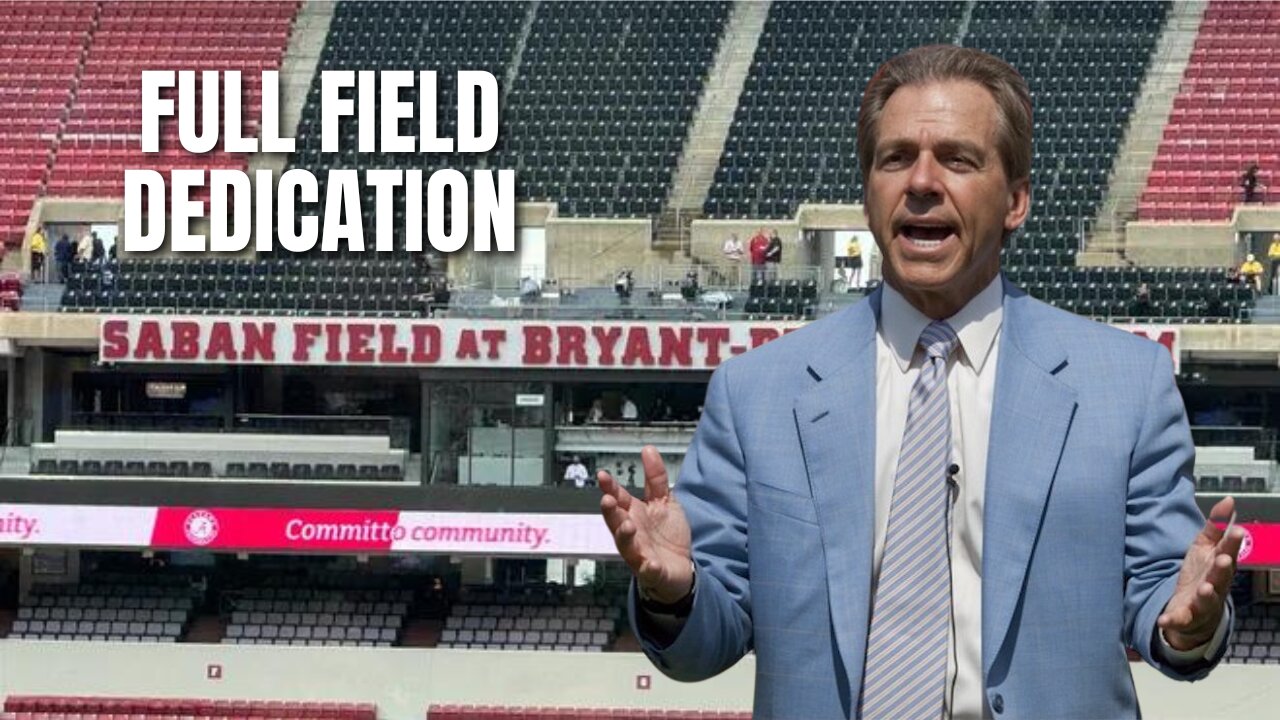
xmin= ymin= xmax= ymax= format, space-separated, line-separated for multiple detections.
xmin=0 ymin=642 xmax=1275 ymax=720
xmin=451 ymin=208 xmax=662 ymax=290
xmin=1124 ymin=221 xmax=1237 ymax=267
xmin=1123 ymin=205 xmax=1280 ymax=268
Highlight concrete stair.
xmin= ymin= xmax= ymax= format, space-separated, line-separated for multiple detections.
xmin=1250 ymin=295 xmax=1280 ymax=324
xmin=183 ymin=614 xmax=225 ymax=644
xmin=246 ymin=0 xmax=336 ymax=184
xmin=401 ymin=617 xmax=442 ymax=648
xmin=1086 ymin=0 xmax=1207 ymax=260
xmin=655 ymin=0 xmax=770 ymax=253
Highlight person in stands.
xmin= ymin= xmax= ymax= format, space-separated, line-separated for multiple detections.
xmin=1267 ymin=233 xmax=1280 ymax=294
xmin=1240 ymin=253 xmax=1264 ymax=292
xmin=29 ymin=225 xmax=46 ymax=283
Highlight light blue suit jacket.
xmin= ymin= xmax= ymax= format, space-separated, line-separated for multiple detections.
xmin=632 ymin=279 xmax=1229 ymax=719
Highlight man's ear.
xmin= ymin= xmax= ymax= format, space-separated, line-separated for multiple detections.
xmin=1005 ymin=178 xmax=1031 ymax=234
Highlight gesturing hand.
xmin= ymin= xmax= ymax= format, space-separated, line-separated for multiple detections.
xmin=1157 ymin=496 xmax=1244 ymax=651
xmin=598 ymin=445 xmax=693 ymax=605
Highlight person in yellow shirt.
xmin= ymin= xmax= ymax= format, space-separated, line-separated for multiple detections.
xmin=1267 ymin=233 xmax=1280 ymax=294
xmin=1240 ymin=253 xmax=1264 ymax=292
xmin=846 ymin=237 xmax=863 ymax=288
xmin=30 ymin=226 xmax=47 ymax=283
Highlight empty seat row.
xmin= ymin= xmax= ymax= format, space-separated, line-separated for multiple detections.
xmin=29 ymin=459 xmax=404 ymax=481
xmin=226 ymin=462 xmax=403 ymax=481
xmin=444 ymin=615 xmax=613 ymax=632
xmin=225 ymin=625 xmax=397 ymax=643
xmin=439 ymin=628 xmax=609 ymax=647
xmin=31 ymin=459 xmax=213 ymax=477
xmin=16 ymin=607 xmax=187 ymax=623
xmin=1196 ymin=476 xmax=1269 ymax=493
xmin=229 ymin=612 xmax=402 ymax=628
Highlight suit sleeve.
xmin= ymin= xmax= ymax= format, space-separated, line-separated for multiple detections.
xmin=1123 ymin=344 xmax=1232 ymax=680
xmin=629 ymin=363 xmax=754 ymax=681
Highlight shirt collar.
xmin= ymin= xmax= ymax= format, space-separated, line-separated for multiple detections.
xmin=880 ymin=273 xmax=1004 ymax=374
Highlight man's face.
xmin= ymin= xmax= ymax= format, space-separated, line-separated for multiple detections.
xmin=863 ymin=80 xmax=1029 ymax=316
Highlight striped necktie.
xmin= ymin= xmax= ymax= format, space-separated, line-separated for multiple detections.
xmin=859 ymin=320 xmax=959 ymax=720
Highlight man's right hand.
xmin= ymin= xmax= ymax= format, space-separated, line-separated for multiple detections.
xmin=598 ymin=445 xmax=693 ymax=605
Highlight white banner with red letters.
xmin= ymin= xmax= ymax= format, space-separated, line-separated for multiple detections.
xmin=0 ymin=504 xmax=618 ymax=557
xmin=97 ymin=317 xmax=1181 ymax=371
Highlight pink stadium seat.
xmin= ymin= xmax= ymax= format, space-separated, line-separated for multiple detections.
xmin=1139 ymin=4 xmax=1280 ymax=222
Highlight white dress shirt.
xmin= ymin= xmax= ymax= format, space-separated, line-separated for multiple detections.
xmin=876 ymin=275 xmax=1225 ymax=719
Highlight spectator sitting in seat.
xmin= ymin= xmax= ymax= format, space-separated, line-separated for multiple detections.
xmin=621 ymin=394 xmax=638 ymax=421
xmin=1241 ymin=163 xmax=1265 ymax=203
xmin=563 ymin=456 xmax=590 ymax=488
xmin=1130 ymin=282 xmax=1152 ymax=317
xmin=1240 ymin=253 xmax=1264 ymax=292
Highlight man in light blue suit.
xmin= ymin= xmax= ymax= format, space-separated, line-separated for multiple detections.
xmin=599 ymin=46 xmax=1243 ymax=719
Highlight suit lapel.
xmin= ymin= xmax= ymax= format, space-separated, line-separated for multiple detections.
xmin=982 ymin=284 xmax=1078 ymax=677
xmin=794 ymin=289 xmax=881 ymax=704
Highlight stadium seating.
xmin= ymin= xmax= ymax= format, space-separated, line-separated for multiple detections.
xmin=1140 ymin=1 xmax=1280 ymax=220
xmin=968 ymin=1 xmax=1163 ymax=247
xmin=1001 ymin=263 xmax=1254 ymax=321
xmin=20 ymin=0 xmax=1253 ymax=323
xmin=1224 ymin=602 xmax=1280 ymax=664
xmin=439 ymin=602 xmax=620 ymax=652
xmin=1 ymin=696 xmax=375 ymax=719
xmin=46 ymin=1 xmax=298 ymax=201
xmin=437 ymin=585 xmax=625 ymax=652
xmin=0 ymin=2 xmax=93 ymax=250
xmin=705 ymin=1 xmax=965 ymax=219
xmin=9 ymin=576 xmax=200 ymax=643
xmin=222 ymin=585 xmax=413 ymax=648
xmin=287 ymin=0 xmax=526 ymax=250
xmin=29 ymin=429 xmax=407 ymax=481
xmin=60 ymin=257 xmax=434 ymax=316
xmin=494 ymin=1 xmax=729 ymax=217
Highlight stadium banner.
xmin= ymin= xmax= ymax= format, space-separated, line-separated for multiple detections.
xmin=0 ymin=504 xmax=617 ymax=557
xmin=97 ymin=317 xmax=1181 ymax=371
xmin=1119 ymin=325 xmax=1181 ymax=374
xmin=1233 ymin=522 xmax=1280 ymax=568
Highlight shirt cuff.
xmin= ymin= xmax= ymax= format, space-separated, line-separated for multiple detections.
xmin=1156 ymin=605 xmax=1231 ymax=665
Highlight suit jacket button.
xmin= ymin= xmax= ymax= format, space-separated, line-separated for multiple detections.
xmin=992 ymin=694 xmax=1005 ymax=714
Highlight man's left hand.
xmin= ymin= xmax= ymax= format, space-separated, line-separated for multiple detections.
xmin=1158 ymin=496 xmax=1244 ymax=651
